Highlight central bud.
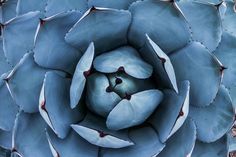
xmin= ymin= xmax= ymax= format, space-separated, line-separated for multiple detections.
xmin=107 ymin=72 xmax=154 ymax=98
xmin=85 ymin=46 xmax=163 ymax=130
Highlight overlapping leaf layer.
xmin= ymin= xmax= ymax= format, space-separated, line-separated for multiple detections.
xmin=0 ymin=0 xmax=236 ymax=157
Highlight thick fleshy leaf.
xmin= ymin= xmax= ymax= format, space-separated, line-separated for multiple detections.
xmin=45 ymin=0 xmax=88 ymax=17
xmin=108 ymin=72 xmax=154 ymax=98
xmin=16 ymin=0 xmax=47 ymax=15
xmin=141 ymin=35 xmax=178 ymax=93
xmin=34 ymin=11 xmax=82 ymax=74
xmin=192 ymin=137 xmax=227 ymax=157
xmin=157 ymin=119 xmax=196 ymax=157
xmin=12 ymin=112 xmax=52 ymax=157
xmin=101 ymin=126 xmax=165 ymax=157
xmin=0 ymin=79 xmax=17 ymax=131
xmin=3 ymin=11 xmax=41 ymax=65
xmin=65 ymin=7 xmax=131 ymax=53
xmin=213 ymin=32 xmax=236 ymax=88
xmin=106 ymin=89 xmax=163 ymax=130
xmin=70 ymin=43 xmax=94 ymax=109
xmin=0 ymin=148 xmax=10 ymax=157
xmin=1 ymin=0 xmax=17 ymax=22
xmin=229 ymin=86 xmax=236 ymax=109
xmin=88 ymin=0 xmax=137 ymax=9
xmin=7 ymin=53 xmax=47 ymax=113
xmin=0 ymin=38 xmax=11 ymax=76
xmin=177 ymin=1 xmax=222 ymax=52
xmin=189 ymin=85 xmax=234 ymax=142
xmin=180 ymin=0 xmax=223 ymax=4
xmin=218 ymin=1 xmax=227 ymax=18
xmin=71 ymin=113 xmax=134 ymax=148
xmin=170 ymin=42 xmax=222 ymax=107
xmin=0 ymin=129 xmax=12 ymax=149
xmin=46 ymin=129 xmax=98 ymax=157
xmin=86 ymin=73 xmax=121 ymax=117
xmin=128 ymin=0 xmax=190 ymax=53
xmin=93 ymin=46 xmax=153 ymax=79
xmin=39 ymin=72 xmax=84 ymax=139
xmin=178 ymin=0 xmax=228 ymax=17
xmin=149 ymin=81 xmax=190 ymax=143
xmin=222 ymin=1 xmax=236 ymax=36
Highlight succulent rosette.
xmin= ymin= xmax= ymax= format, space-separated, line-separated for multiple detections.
xmin=0 ymin=0 xmax=236 ymax=156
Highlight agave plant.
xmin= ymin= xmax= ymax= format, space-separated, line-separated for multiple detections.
xmin=0 ymin=0 xmax=236 ymax=157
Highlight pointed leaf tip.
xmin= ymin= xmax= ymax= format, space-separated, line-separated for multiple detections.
xmin=70 ymin=42 xmax=94 ymax=109
xmin=106 ymin=89 xmax=163 ymax=130
xmin=145 ymin=34 xmax=178 ymax=93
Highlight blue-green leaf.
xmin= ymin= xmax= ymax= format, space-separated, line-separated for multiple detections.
xmin=189 ymin=85 xmax=234 ymax=142
xmin=7 ymin=53 xmax=47 ymax=113
xmin=86 ymin=73 xmax=121 ymax=117
xmin=3 ymin=11 xmax=41 ymax=65
xmin=128 ymin=0 xmax=190 ymax=53
xmin=16 ymin=0 xmax=47 ymax=15
xmin=88 ymin=0 xmax=137 ymax=9
xmin=0 ymin=38 xmax=11 ymax=76
xmin=1 ymin=0 xmax=17 ymax=22
xmin=101 ymin=126 xmax=165 ymax=157
xmin=93 ymin=46 xmax=153 ymax=79
xmin=70 ymin=42 xmax=94 ymax=109
xmin=106 ymin=89 xmax=163 ymax=130
xmin=141 ymin=35 xmax=178 ymax=93
xmin=65 ymin=7 xmax=131 ymax=53
xmin=0 ymin=79 xmax=17 ymax=131
xmin=192 ymin=136 xmax=227 ymax=157
xmin=0 ymin=129 xmax=12 ymax=149
xmin=177 ymin=1 xmax=222 ymax=52
xmin=46 ymin=129 xmax=98 ymax=157
xmin=222 ymin=1 xmax=236 ymax=36
xmin=45 ymin=0 xmax=88 ymax=17
xmin=213 ymin=32 xmax=236 ymax=88
xmin=149 ymin=81 xmax=190 ymax=143
xmin=39 ymin=72 xmax=85 ymax=139
xmin=34 ymin=11 xmax=82 ymax=74
xmin=12 ymin=112 xmax=52 ymax=157
xmin=72 ymin=113 xmax=134 ymax=148
xmin=157 ymin=118 xmax=196 ymax=157
xmin=170 ymin=42 xmax=222 ymax=107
